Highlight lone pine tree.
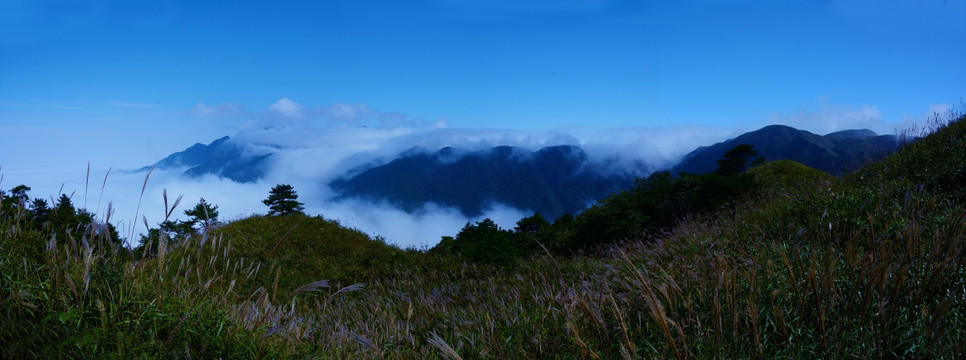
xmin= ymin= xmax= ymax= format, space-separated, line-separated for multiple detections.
xmin=263 ymin=184 xmax=305 ymax=216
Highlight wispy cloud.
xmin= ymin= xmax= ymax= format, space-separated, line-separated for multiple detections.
xmin=194 ymin=98 xmax=445 ymax=130
xmin=767 ymin=102 xmax=883 ymax=135
xmin=319 ymin=102 xmax=377 ymax=121
xmin=0 ymin=101 xmax=86 ymax=110
xmin=767 ymin=100 xmax=955 ymax=136
xmin=106 ymin=101 xmax=162 ymax=109
xmin=192 ymin=102 xmax=246 ymax=120
xmin=317 ymin=102 xmax=424 ymax=129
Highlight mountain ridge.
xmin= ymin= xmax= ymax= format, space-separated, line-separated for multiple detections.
xmin=144 ymin=124 xmax=901 ymax=218
xmin=330 ymin=145 xmax=636 ymax=220
xmin=673 ymin=124 xmax=898 ymax=175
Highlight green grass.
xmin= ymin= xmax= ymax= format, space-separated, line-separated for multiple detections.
xmin=2 ymin=107 xmax=965 ymax=358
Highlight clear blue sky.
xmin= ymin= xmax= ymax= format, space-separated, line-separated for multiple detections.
xmin=2 ymin=0 xmax=965 ymax=247
xmin=3 ymin=0 xmax=964 ymax=134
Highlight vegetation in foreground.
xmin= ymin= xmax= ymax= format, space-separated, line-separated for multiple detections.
xmin=1 ymin=107 xmax=965 ymax=358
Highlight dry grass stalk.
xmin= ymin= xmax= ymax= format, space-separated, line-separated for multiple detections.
xmin=428 ymin=332 xmax=463 ymax=360
xmin=350 ymin=332 xmax=385 ymax=359
xmin=130 ymin=165 xmax=153 ymax=241
xmin=609 ymin=292 xmax=636 ymax=358
xmin=289 ymin=280 xmax=330 ymax=298
xmin=267 ymin=224 xmax=299 ymax=259
xmin=619 ymin=248 xmax=681 ymax=359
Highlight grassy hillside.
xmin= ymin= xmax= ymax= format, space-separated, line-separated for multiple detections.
xmin=1 ymin=108 xmax=964 ymax=358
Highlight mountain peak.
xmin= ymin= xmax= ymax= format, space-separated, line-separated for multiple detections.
xmin=144 ymin=135 xmax=272 ymax=183
xmin=757 ymin=124 xmax=800 ymax=132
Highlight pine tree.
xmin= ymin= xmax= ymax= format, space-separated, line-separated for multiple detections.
xmin=52 ymin=194 xmax=78 ymax=231
xmin=30 ymin=198 xmax=50 ymax=225
xmin=716 ymin=144 xmax=760 ymax=175
xmin=263 ymin=184 xmax=305 ymax=216
xmin=184 ymin=197 xmax=219 ymax=231
xmin=1 ymin=184 xmax=30 ymax=211
xmin=9 ymin=185 xmax=30 ymax=207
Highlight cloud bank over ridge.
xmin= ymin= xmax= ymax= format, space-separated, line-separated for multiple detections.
xmin=133 ymin=98 xmax=732 ymax=248
xmin=2 ymin=97 xmax=950 ymax=249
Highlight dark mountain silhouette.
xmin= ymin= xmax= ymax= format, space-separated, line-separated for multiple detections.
xmin=144 ymin=136 xmax=271 ymax=183
xmin=672 ymin=125 xmax=898 ymax=175
xmin=330 ymin=145 xmax=637 ymax=219
xmin=145 ymin=125 xmax=899 ymax=217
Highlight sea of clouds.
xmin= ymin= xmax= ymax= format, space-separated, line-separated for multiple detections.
xmin=1 ymin=98 xmax=949 ymax=249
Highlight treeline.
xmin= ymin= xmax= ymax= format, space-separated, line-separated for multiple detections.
xmin=0 ymin=185 xmax=121 ymax=259
xmin=431 ymin=144 xmax=766 ymax=265
xmin=0 ymin=184 xmax=222 ymax=260
xmin=0 ymin=181 xmax=308 ymax=260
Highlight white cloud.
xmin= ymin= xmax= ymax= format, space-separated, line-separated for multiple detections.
xmin=573 ymin=124 xmax=741 ymax=172
xmin=106 ymin=101 xmax=162 ymax=109
xmin=320 ymin=199 xmax=529 ymax=249
xmin=268 ymin=98 xmax=307 ymax=119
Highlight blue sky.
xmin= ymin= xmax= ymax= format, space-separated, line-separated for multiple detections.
xmin=4 ymin=0 xmax=963 ymax=134
xmin=1 ymin=0 xmax=965 ymax=246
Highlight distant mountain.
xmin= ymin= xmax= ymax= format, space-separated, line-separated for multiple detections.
xmin=144 ymin=136 xmax=272 ymax=183
xmin=145 ymin=124 xmax=899 ymax=217
xmin=330 ymin=145 xmax=637 ymax=219
xmin=672 ymin=125 xmax=899 ymax=175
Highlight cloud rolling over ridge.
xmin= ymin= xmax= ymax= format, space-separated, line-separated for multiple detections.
xmin=1 ymin=97 xmax=950 ymax=249
xmin=147 ymin=102 xmax=727 ymax=247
